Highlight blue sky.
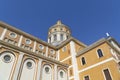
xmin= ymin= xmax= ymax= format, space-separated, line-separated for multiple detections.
xmin=0 ymin=0 xmax=120 ymax=45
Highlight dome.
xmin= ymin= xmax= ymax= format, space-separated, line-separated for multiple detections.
xmin=48 ymin=20 xmax=71 ymax=46
xmin=48 ymin=20 xmax=71 ymax=34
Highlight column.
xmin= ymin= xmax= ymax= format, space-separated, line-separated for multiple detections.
xmin=45 ymin=46 xmax=48 ymax=57
xmin=0 ymin=28 xmax=7 ymax=40
xmin=13 ymin=52 xmax=24 ymax=80
xmin=33 ymin=41 xmax=37 ymax=52
xmin=36 ymin=59 xmax=42 ymax=80
xmin=18 ymin=35 xmax=23 ymax=47
xmin=54 ymin=64 xmax=57 ymax=80
xmin=70 ymin=41 xmax=80 ymax=80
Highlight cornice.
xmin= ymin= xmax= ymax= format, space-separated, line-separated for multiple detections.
xmin=55 ymin=37 xmax=87 ymax=49
xmin=76 ymin=37 xmax=120 ymax=57
xmin=0 ymin=40 xmax=68 ymax=68
xmin=0 ymin=21 xmax=87 ymax=50
xmin=0 ymin=21 xmax=56 ymax=49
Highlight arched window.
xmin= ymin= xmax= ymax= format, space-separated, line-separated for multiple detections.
xmin=58 ymin=70 xmax=67 ymax=80
xmin=54 ymin=34 xmax=57 ymax=41
xmin=20 ymin=59 xmax=36 ymax=80
xmin=81 ymin=57 xmax=86 ymax=65
xmin=0 ymin=52 xmax=15 ymax=80
xmin=97 ymin=49 xmax=103 ymax=58
xmin=60 ymin=34 xmax=64 ymax=41
xmin=42 ymin=65 xmax=52 ymax=80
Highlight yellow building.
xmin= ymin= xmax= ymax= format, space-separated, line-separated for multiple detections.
xmin=0 ymin=20 xmax=119 ymax=80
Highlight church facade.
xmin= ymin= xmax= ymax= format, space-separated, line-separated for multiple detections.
xmin=0 ymin=20 xmax=120 ymax=80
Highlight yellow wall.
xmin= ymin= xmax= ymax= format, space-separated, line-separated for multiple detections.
xmin=77 ymin=42 xmax=113 ymax=70
xmin=59 ymin=43 xmax=71 ymax=61
xmin=79 ymin=60 xmax=120 ymax=80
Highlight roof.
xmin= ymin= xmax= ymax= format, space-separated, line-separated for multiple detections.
xmin=76 ymin=37 xmax=120 ymax=57
xmin=48 ymin=20 xmax=71 ymax=33
xmin=0 ymin=21 xmax=87 ymax=50
xmin=56 ymin=37 xmax=87 ymax=49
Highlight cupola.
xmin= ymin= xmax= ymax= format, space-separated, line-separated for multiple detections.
xmin=48 ymin=20 xmax=71 ymax=46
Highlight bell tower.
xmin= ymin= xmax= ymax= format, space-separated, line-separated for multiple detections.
xmin=48 ymin=20 xmax=71 ymax=46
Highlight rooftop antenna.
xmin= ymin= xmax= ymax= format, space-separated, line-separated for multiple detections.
xmin=106 ymin=32 xmax=110 ymax=37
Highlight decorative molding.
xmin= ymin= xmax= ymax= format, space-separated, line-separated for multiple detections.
xmin=18 ymin=35 xmax=23 ymax=47
xmin=0 ymin=28 xmax=7 ymax=40
xmin=13 ymin=52 xmax=24 ymax=80
xmin=36 ymin=59 xmax=42 ymax=80
xmin=60 ymin=56 xmax=71 ymax=62
xmin=70 ymin=41 xmax=80 ymax=80
xmin=54 ymin=64 xmax=57 ymax=80
xmin=33 ymin=41 xmax=36 ymax=52
xmin=0 ymin=40 xmax=68 ymax=67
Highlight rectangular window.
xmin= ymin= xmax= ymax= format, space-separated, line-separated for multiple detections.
xmin=60 ymin=34 xmax=63 ymax=41
xmin=103 ymin=69 xmax=112 ymax=80
xmin=84 ymin=75 xmax=90 ymax=80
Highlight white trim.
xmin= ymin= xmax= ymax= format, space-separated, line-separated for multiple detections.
xmin=45 ymin=47 xmax=48 ymax=57
xmin=9 ymin=32 xmax=17 ymax=38
xmin=70 ymin=41 xmax=80 ymax=80
xmin=54 ymin=64 xmax=57 ymax=80
xmin=13 ymin=52 xmax=24 ymax=80
xmin=78 ymin=57 xmax=114 ymax=73
xmin=33 ymin=41 xmax=36 ymax=52
xmin=96 ymin=48 xmax=104 ymax=58
xmin=0 ymin=28 xmax=7 ymax=40
xmin=25 ymin=39 xmax=32 ymax=44
xmin=68 ymin=65 xmax=73 ymax=68
xmin=18 ymin=35 xmax=23 ymax=47
xmin=60 ymin=56 xmax=71 ymax=62
xmin=69 ymin=76 xmax=74 ymax=80
xmin=102 ymin=68 xmax=113 ymax=80
xmin=57 ymin=50 xmax=60 ymax=60
xmin=36 ymin=59 xmax=42 ymax=80
xmin=110 ymin=40 xmax=120 ymax=52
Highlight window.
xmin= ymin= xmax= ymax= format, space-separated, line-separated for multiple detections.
xmin=25 ymin=39 xmax=31 ymax=44
xmin=9 ymin=32 xmax=17 ymax=38
xmin=39 ymin=44 xmax=44 ymax=49
xmin=62 ymin=46 xmax=66 ymax=52
xmin=97 ymin=49 xmax=103 ymax=58
xmin=67 ymin=35 xmax=69 ymax=39
xmin=54 ymin=28 xmax=57 ymax=31
xmin=50 ymin=49 xmax=55 ymax=54
xmin=54 ymin=34 xmax=57 ymax=41
xmin=3 ymin=54 xmax=11 ymax=63
xmin=60 ymin=71 xmax=64 ymax=78
xmin=84 ymin=75 xmax=90 ymax=80
xmin=26 ymin=62 xmax=33 ymax=69
xmin=103 ymin=69 xmax=112 ymax=80
xmin=60 ymin=34 xmax=64 ymax=41
xmin=45 ymin=67 xmax=50 ymax=73
xmin=81 ymin=57 xmax=86 ymax=65
xmin=60 ymin=28 xmax=63 ymax=31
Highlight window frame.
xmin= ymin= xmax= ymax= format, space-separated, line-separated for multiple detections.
xmin=102 ymin=68 xmax=113 ymax=80
xmin=81 ymin=57 xmax=86 ymax=65
xmin=9 ymin=32 xmax=17 ymax=38
xmin=54 ymin=34 xmax=57 ymax=41
xmin=25 ymin=39 xmax=32 ymax=44
xmin=60 ymin=34 xmax=64 ymax=41
xmin=84 ymin=75 xmax=90 ymax=80
xmin=96 ymin=49 xmax=104 ymax=58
